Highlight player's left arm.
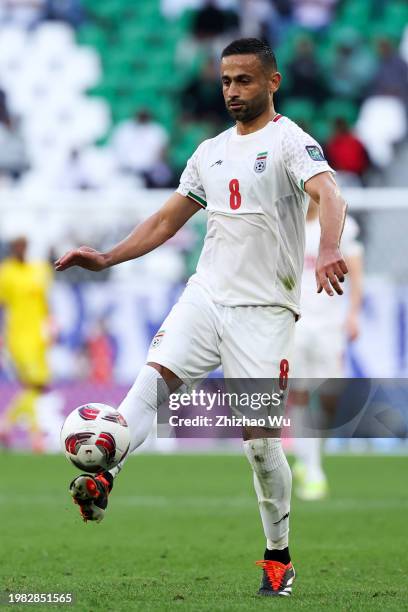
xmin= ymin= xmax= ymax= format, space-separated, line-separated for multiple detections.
xmin=304 ymin=172 xmax=348 ymax=296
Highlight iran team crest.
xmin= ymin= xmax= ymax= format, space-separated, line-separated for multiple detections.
xmin=151 ymin=329 xmax=165 ymax=348
xmin=254 ymin=151 xmax=268 ymax=173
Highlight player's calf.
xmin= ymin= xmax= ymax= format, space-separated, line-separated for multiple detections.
xmin=244 ymin=437 xmax=295 ymax=595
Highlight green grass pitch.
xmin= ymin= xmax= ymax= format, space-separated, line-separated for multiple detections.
xmin=1 ymin=453 xmax=407 ymax=611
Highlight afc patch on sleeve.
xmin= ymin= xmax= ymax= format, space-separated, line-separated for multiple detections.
xmin=305 ymin=145 xmax=326 ymax=161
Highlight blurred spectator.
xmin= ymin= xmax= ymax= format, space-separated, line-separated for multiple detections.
xmin=0 ymin=0 xmax=45 ymax=28
xmin=56 ymin=148 xmax=124 ymax=191
xmin=266 ymin=0 xmax=294 ymax=45
xmin=240 ymin=0 xmax=293 ymax=45
xmin=286 ymin=36 xmax=328 ymax=104
xmin=292 ymin=0 xmax=337 ymax=31
xmin=355 ymin=96 xmax=407 ymax=169
xmin=175 ymin=1 xmax=238 ymax=75
xmin=161 ymin=0 xmax=238 ymax=19
xmin=57 ymin=149 xmax=94 ymax=190
xmin=144 ymin=157 xmax=176 ymax=189
xmin=401 ymin=24 xmax=408 ymax=65
xmin=0 ymin=236 xmax=53 ymax=452
xmin=240 ymin=0 xmax=274 ymax=39
xmin=369 ymin=37 xmax=408 ymax=104
xmin=86 ymin=319 xmax=116 ymax=384
xmin=182 ymin=57 xmax=227 ymax=124
xmin=0 ymin=93 xmax=28 ymax=182
xmin=111 ymin=109 xmax=171 ymax=187
xmin=354 ymin=37 xmax=408 ymax=169
xmin=43 ymin=0 xmax=84 ymax=28
xmin=161 ymin=0 xmax=202 ymax=19
xmin=192 ymin=0 xmax=239 ymax=40
xmin=325 ymin=29 xmax=377 ymax=101
xmin=326 ymin=117 xmax=369 ymax=185
xmin=0 ymin=90 xmax=8 ymax=119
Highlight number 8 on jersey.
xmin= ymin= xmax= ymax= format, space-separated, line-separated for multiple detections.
xmin=229 ymin=178 xmax=242 ymax=210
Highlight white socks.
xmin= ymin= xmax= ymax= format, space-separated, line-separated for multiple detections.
xmin=109 ymin=365 xmax=170 ymax=478
xmin=243 ymin=438 xmax=291 ymax=550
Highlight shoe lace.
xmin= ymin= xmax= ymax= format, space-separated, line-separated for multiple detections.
xmin=255 ymin=560 xmax=288 ymax=591
xmin=95 ymin=472 xmax=112 ymax=492
xmin=85 ymin=478 xmax=100 ymax=498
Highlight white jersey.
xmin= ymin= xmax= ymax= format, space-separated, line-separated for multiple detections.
xmin=176 ymin=114 xmax=333 ymax=314
xmin=301 ymin=215 xmax=362 ymax=325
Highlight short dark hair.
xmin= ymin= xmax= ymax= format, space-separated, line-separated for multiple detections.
xmin=221 ymin=38 xmax=277 ymax=72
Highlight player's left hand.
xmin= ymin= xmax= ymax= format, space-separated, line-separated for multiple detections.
xmin=315 ymin=247 xmax=348 ymax=296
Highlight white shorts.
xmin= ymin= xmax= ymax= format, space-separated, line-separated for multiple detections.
xmin=291 ymin=318 xmax=345 ymax=392
xmin=146 ymin=281 xmax=296 ymax=381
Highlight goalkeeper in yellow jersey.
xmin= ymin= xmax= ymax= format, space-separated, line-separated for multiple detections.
xmin=0 ymin=236 xmax=53 ymax=452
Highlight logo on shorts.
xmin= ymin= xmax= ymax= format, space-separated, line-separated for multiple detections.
xmin=306 ymin=145 xmax=325 ymax=161
xmin=151 ymin=329 xmax=165 ymax=348
xmin=254 ymin=151 xmax=268 ymax=173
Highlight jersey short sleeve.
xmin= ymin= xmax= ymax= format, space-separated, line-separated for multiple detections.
xmin=341 ymin=216 xmax=363 ymax=258
xmin=281 ymin=119 xmax=334 ymax=191
xmin=176 ymin=143 xmax=207 ymax=209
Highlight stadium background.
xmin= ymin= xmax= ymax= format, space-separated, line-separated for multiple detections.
xmin=1 ymin=0 xmax=407 ymax=452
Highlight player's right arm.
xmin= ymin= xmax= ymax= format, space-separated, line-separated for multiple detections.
xmin=55 ymin=193 xmax=201 ymax=272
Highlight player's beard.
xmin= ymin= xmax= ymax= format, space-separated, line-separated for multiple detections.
xmin=226 ymin=90 xmax=270 ymax=123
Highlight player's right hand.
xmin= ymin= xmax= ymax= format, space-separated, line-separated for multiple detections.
xmin=55 ymin=246 xmax=108 ymax=272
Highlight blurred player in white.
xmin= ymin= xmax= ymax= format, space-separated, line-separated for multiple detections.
xmin=56 ymin=38 xmax=348 ymax=597
xmin=291 ymin=200 xmax=363 ymax=500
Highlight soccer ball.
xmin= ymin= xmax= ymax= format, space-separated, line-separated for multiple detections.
xmin=61 ymin=403 xmax=130 ymax=473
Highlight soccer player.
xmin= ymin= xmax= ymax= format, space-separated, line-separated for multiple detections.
xmin=56 ymin=38 xmax=348 ymax=597
xmin=291 ymin=200 xmax=363 ymax=500
xmin=0 ymin=236 xmax=53 ymax=452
